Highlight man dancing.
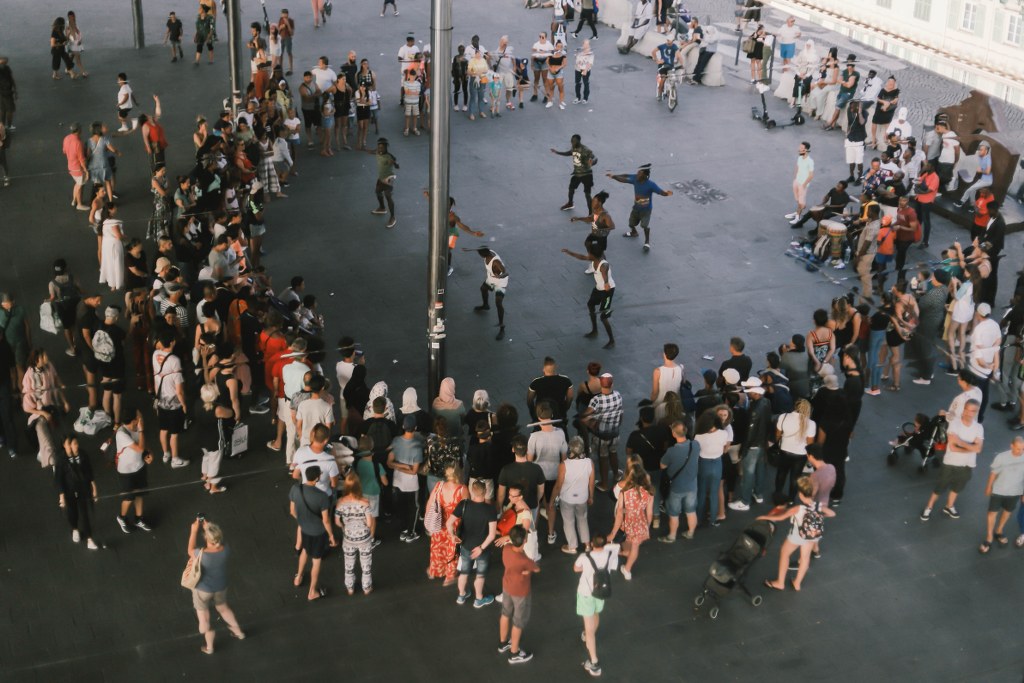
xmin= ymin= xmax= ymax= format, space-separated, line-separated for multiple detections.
xmin=606 ymin=163 xmax=673 ymax=251
xmin=561 ymin=246 xmax=615 ymax=348
xmin=474 ymin=248 xmax=508 ymax=340
xmin=550 ymin=134 xmax=597 ymax=213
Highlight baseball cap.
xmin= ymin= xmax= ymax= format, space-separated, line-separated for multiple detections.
xmin=155 ymin=257 xmax=172 ymax=272
xmin=976 ymin=303 xmax=992 ymax=317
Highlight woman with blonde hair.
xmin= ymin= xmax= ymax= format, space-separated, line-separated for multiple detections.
xmin=186 ymin=517 xmax=245 ymax=654
xmin=335 ymin=471 xmax=375 ymax=595
xmin=774 ymin=399 xmax=816 ymax=502
xmin=65 ymin=11 xmax=88 ymax=77
xmin=551 ymin=435 xmax=594 ymax=554
xmin=759 ymin=476 xmax=835 ymax=592
xmin=608 ymin=460 xmax=653 ymax=580
xmin=425 ymin=463 xmax=467 ymax=585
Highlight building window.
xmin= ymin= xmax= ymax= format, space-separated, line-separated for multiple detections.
xmin=961 ymin=2 xmax=977 ymax=32
xmin=913 ymin=0 xmax=931 ymax=22
xmin=877 ymin=0 xmax=892 ymax=7
xmin=1008 ymin=14 xmax=1023 ymax=45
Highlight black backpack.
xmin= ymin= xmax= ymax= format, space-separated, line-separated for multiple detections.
xmin=586 ymin=552 xmax=612 ymax=599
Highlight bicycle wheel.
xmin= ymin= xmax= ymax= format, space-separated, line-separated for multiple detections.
xmin=667 ymin=82 xmax=678 ymax=112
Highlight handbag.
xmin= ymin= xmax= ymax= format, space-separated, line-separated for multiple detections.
xmin=181 ymin=550 xmax=203 ymax=589
xmin=424 ymin=482 xmax=444 ymax=536
xmin=496 ymin=507 xmax=517 ymax=536
xmin=231 ymin=423 xmax=249 ymax=457
xmin=741 ymin=37 xmax=756 ymax=54
xmin=39 ymin=301 xmax=62 ymax=335
xmin=324 ymin=0 xmax=333 ymax=16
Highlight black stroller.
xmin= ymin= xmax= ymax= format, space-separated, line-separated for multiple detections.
xmin=693 ymin=519 xmax=775 ymax=620
xmin=887 ymin=413 xmax=948 ymax=472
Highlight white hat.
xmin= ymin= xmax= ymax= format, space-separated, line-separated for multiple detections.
xmin=722 ymin=368 xmax=741 ymax=385
xmin=741 ymin=377 xmax=765 ymax=394
xmin=976 ymin=303 xmax=992 ymax=317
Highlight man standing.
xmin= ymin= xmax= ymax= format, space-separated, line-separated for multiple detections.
xmin=311 ymin=56 xmax=337 ymax=93
xmin=152 ymin=331 xmax=189 ymax=468
xmin=853 ymin=204 xmax=881 ymax=303
xmin=967 ymin=303 xmax=1001 ymax=422
xmin=786 ymin=142 xmax=814 ymax=225
xmin=397 ymin=34 xmax=421 ymax=101
xmin=449 ymin=480 xmax=498 ymax=607
xmin=921 ymin=400 xmax=983 ymax=521
xmin=62 ymin=122 xmax=89 ymax=210
xmin=194 ymin=5 xmax=215 ymax=65
xmin=474 ymin=248 xmax=508 ymax=339
xmin=526 ymin=356 xmax=573 ymax=425
xmin=115 ymin=73 xmax=134 ymax=132
xmin=388 ymin=415 xmax=425 ymax=542
xmin=0 ymin=56 xmax=16 ymax=131
xmin=620 ymin=0 xmax=654 ymax=54
xmin=114 ymin=411 xmax=155 ymax=534
xmin=551 ymin=134 xmax=597 ymax=213
xmin=292 ymin=424 xmax=340 ymax=496
xmin=582 ymin=373 xmax=624 ymax=490
xmin=299 ymin=71 xmax=321 ymax=147
xmin=659 ymin=421 xmax=700 ymax=541
xmin=935 ymin=119 xmax=960 ymax=192
xmin=496 ymin=435 xmax=546 ymax=516
xmin=494 ymin=36 xmax=517 ymax=110
xmin=719 ymin=336 xmax=753 ymax=382
xmin=467 ymin=422 xmax=499 ymax=503
xmin=164 ymin=12 xmax=184 ymax=62
xmin=911 ymin=269 xmax=950 ymax=386
xmin=370 ymin=138 xmax=399 ymax=229
xmin=0 ymin=293 xmax=29 ymax=385
xmin=497 ymin=525 xmax=540 ymax=664
xmin=729 ymin=378 xmax=770 ymax=511
xmin=290 ymin=464 xmax=337 ymax=600
xmin=561 ymin=247 xmax=615 ymax=348
xmin=277 ymin=9 xmax=295 ymax=75
xmin=774 ymin=16 xmax=801 ymax=70
xmin=980 ymin=436 xmax=1024 ymax=552
xmin=893 ymin=194 xmax=919 ymax=281
xmin=845 ymin=101 xmax=868 ymax=184
xmin=607 ymin=163 xmax=673 ymax=251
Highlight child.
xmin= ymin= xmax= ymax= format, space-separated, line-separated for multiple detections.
xmin=368 ymin=89 xmax=381 ymax=134
xmin=488 ymin=70 xmax=502 ymax=117
xmin=353 ymin=436 xmax=386 ymax=546
xmin=320 ymin=97 xmax=335 ymax=156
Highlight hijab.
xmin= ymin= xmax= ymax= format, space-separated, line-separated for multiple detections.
xmin=797 ymin=40 xmax=818 ymax=71
xmin=342 ymin=364 xmax=370 ymax=411
xmin=432 ymin=377 xmax=463 ymax=411
xmin=401 ymin=387 xmax=421 ymax=414
xmin=364 ymin=381 xmax=396 ymax=420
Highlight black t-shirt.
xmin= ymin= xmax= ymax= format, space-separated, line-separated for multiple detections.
xmin=528 ymin=374 xmax=573 ymax=420
xmin=825 ymin=188 xmax=851 ymax=212
xmin=466 ymin=439 xmax=497 ymax=480
xmin=463 ymin=409 xmax=493 ymax=435
xmin=626 ymin=424 xmax=669 ymax=471
xmin=719 ymin=354 xmax=752 ymax=382
xmin=454 ymin=499 xmax=495 ymax=548
xmin=95 ymin=323 xmax=127 ymax=378
xmin=125 ymin=251 xmax=149 ymax=291
xmin=498 ymin=461 xmax=545 ymax=509
xmin=167 ymin=19 xmax=184 ymax=41
xmin=340 ymin=62 xmax=358 ymax=88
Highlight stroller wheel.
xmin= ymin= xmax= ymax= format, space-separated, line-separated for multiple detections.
xmin=709 ymin=606 xmax=720 ymax=620
xmin=694 ymin=595 xmax=706 ymax=607
xmin=751 ymin=595 xmax=763 ymax=607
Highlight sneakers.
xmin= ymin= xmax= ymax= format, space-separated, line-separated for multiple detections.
xmin=583 ymin=660 xmax=602 ymax=677
xmin=788 ymin=216 xmax=802 ymax=225
xmin=620 ymin=567 xmax=632 ymax=581
xmin=116 ymin=516 xmax=131 ymax=534
xmin=573 ymin=98 xmax=580 ymax=104
xmin=135 ymin=518 xmax=153 ymax=532
xmin=561 ymin=545 xmax=578 ymax=555
xmin=681 ymin=530 xmax=695 ymax=540
xmin=171 ymin=458 xmax=190 ymax=469
xmin=547 ymin=533 xmax=557 ymax=545
xmin=942 ymin=506 xmax=960 ymax=519
xmin=386 ymin=217 xmax=397 ymax=229
xmin=456 ymin=592 xmax=471 ymax=605
xmin=559 ymin=102 xmax=566 ymax=110
xmin=473 ymin=595 xmax=495 ymax=608
xmin=497 ymin=641 xmax=512 ymax=653
xmin=912 ymin=378 xmax=932 ymax=385
xmin=545 ymin=101 xmax=554 ymax=108
xmin=919 ymin=507 xmax=932 ymax=521
xmin=728 ymin=500 xmax=750 ymax=511
xmin=370 ymin=208 xmax=388 ymax=215
xmin=403 ymin=531 xmax=420 ymax=543
xmin=399 ymin=530 xmax=409 ymax=541
xmin=753 ymin=494 xmax=764 ymax=504
xmin=864 ymin=388 xmax=882 ymax=396
xmin=86 ymin=538 xmax=99 ymax=550
xmin=581 ymin=99 xmax=588 ymax=104
xmin=72 ymin=529 xmax=81 ymax=543
xmin=584 ymin=265 xmax=595 ymax=274
xmin=643 ymin=242 xmax=651 ymax=251
xmin=250 ymin=403 xmax=270 ymax=415
xmin=560 ymin=202 xmax=575 ymax=211
xmin=508 ymin=650 xmax=533 ymax=664
xmin=162 ymin=452 xmax=171 ymax=464
xmin=448 ymin=266 xmax=454 ymax=276
xmin=371 ymin=538 xmax=382 ymax=549
xmin=657 ymin=535 xmax=676 ymax=544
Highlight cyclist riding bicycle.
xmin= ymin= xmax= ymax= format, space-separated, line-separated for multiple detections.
xmin=652 ymin=34 xmax=679 ymax=101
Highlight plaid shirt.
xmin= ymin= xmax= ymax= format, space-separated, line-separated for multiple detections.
xmin=588 ymin=391 xmax=624 ymax=438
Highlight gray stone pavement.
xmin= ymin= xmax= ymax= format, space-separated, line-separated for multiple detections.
xmin=2 ymin=1 xmax=1024 ymax=681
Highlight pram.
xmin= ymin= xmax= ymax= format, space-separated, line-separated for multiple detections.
xmin=886 ymin=414 xmax=947 ymax=472
xmin=693 ymin=519 xmax=775 ymax=620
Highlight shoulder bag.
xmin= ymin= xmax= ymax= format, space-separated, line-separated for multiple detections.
xmin=181 ymin=549 xmax=203 ymax=589
xmin=424 ymin=482 xmax=444 ymax=536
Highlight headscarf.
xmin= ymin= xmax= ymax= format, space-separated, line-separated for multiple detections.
xmin=364 ymin=381 xmax=396 ymax=420
xmin=401 ymin=387 xmax=421 ymax=414
xmin=342 ymin=364 xmax=370 ymax=412
xmin=796 ymin=40 xmax=818 ymax=75
xmin=472 ymin=389 xmax=490 ymax=411
xmin=432 ymin=377 xmax=463 ymax=411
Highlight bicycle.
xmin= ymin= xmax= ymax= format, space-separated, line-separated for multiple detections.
xmin=663 ymin=64 xmax=685 ymax=112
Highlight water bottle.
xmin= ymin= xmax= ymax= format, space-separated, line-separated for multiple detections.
xmin=843 ymin=246 xmax=851 ymax=263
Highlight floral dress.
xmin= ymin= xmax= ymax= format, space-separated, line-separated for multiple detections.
xmin=427 ymin=482 xmax=467 ymax=581
xmin=425 ymin=436 xmax=461 ymax=480
xmin=148 ymin=174 xmax=171 ymax=241
xmin=620 ymin=486 xmax=651 ymax=543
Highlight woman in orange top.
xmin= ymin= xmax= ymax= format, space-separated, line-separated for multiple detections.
xmin=912 ymin=161 xmax=939 ymax=247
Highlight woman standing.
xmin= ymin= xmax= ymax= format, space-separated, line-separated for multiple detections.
xmin=948 ymin=267 xmax=978 ymax=372
xmin=574 ymin=39 xmax=594 ymax=104
xmin=495 ymin=484 xmax=539 ymax=560
xmin=878 ymin=282 xmax=918 ymax=392
xmin=203 ymin=354 xmax=239 ymax=494
xmin=828 ymin=297 xmax=861 ymax=360
xmin=865 ymin=295 xmax=890 ymax=396
xmin=87 ymin=123 xmax=119 ymax=201
xmin=48 ymin=259 xmax=82 ymax=357
xmin=399 ymin=387 xmax=433 ymax=435
xmin=425 ymin=463 xmax=467 ymax=585
xmin=50 ymin=17 xmax=76 ymax=80
xmin=123 ymin=239 xmax=149 ymax=291
xmin=66 ymin=12 xmax=88 ymax=77
xmin=551 ymin=435 xmax=594 ymax=554
xmin=574 ymin=361 xmax=602 ymax=439
xmin=55 ymin=436 xmax=98 ymax=549
xmin=354 ymin=83 xmax=371 ymax=151
xmin=310 ymin=0 xmax=326 ymax=28
xmin=139 ymin=95 xmax=169 ymax=172
xmin=466 ymin=53 xmax=488 ymax=121
xmin=871 ymin=76 xmax=900 ymax=149
xmin=257 ymin=129 xmax=286 ymax=197
xmin=333 ymin=74 xmax=352 ymax=151
xmin=694 ymin=409 xmax=729 ymax=527
xmin=126 ymin=287 xmax=153 ymax=392
xmin=335 ymin=471 xmax=375 ymax=595
xmin=573 ymin=534 xmax=618 ymax=678
xmin=452 ymin=45 xmax=469 ymax=111
xmin=342 ymin=365 xmax=371 ymax=436
xmin=187 ymin=518 xmax=246 ymax=654
xmin=149 ymin=164 xmax=172 ymax=240
xmin=759 ymin=476 xmax=835 ymax=592
xmin=425 ymin=417 xmax=461 ymax=491
xmin=774 ymin=399 xmax=816 ymax=502
xmin=268 ymin=24 xmax=282 ymax=72
xmin=746 ymin=25 xmax=767 ymax=84
xmin=193 ymin=117 xmax=209 ymax=150
xmin=22 ymin=349 xmax=69 ymax=468
xmin=432 ymin=377 xmax=466 ymax=440
xmin=806 ymin=308 xmax=835 ymax=375
xmin=547 ymin=40 xmax=567 ymax=109
xmin=607 ymin=462 xmax=653 ymax=580
xmin=99 ymin=203 xmax=126 ymax=291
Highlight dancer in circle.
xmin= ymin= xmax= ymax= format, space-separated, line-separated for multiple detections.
xmin=561 ymin=247 xmax=616 ymax=348
xmin=473 ymin=249 xmax=508 ymax=340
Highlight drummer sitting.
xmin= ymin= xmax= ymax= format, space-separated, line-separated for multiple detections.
xmin=792 ymin=179 xmax=853 ymax=235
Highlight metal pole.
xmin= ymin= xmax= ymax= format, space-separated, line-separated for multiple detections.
xmin=426 ymin=0 xmax=453 ymax=403
xmin=131 ymin=0 xmax=145 ymax=49
xmin=226 ymin=0 xmax=244 ymax=118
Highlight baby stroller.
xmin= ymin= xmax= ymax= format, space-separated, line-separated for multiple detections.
xmin=693 ymin=519 xmax=775 ymax=620
xmin=886 ymin=413 xmax=947 ymax=472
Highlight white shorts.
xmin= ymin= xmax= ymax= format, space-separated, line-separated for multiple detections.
xmin=501 ymin=72 xmax=515 ymax=89
xmin=844 ymin=139 xmax=864 ymax=165
xmin=793 ymin=180 xmax=808 ymax=205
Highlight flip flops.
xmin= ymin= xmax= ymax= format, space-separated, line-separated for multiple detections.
xmin=763 ymin=579 xmax=784 ymax=592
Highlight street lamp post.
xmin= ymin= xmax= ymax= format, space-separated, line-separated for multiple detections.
xmin=225 ymin=0 xmax=244 ymax=119
xmin=426 ymin=0 xmax=454 ymax=402
xmin=131 ymin=0 xmax=145 ymax=49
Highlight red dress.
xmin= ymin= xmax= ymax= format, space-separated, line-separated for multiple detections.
xmin=621 ymin=486 xmax=651 ymax=543
xmin=427 ymin=482 xmax=467 ymax=580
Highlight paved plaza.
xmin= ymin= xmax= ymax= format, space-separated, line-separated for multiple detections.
xmin=1 ymin=1 xmax=1023 ymax=681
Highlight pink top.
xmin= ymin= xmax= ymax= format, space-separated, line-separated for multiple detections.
xmin=22 ymin=364 xmax=61 ymax=423
xmin=62 ymin=133 xmax=86 ymax=175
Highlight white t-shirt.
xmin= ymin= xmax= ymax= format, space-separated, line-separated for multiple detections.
xmin=968 ymin=318 xmax=1001 ymax=378
xmin=574 ymin=545 xmax=620 ymax=597
xmin=777 ymin=413 xmax=816 ymax=454
xmin=311 ymin=66 xmax=337 ymax=92
xmin=795 ymin=155 xmax=814 ymax=184
xmin=284 ymin=116 xmax=301 ymax=141
xmin=494 ymin=46 xmax=515 ymax=74
xmin=946 ymin=387 xmax=983 ymax=421
xmin=292 ymin=446 xmax=340 ymax=496
xmin=115 ymin=427 xmax=144 ymax=474
xmin=335 ymin=360 xmax=355 ymax=395
xmin=117 ymin=83 xmax=133 ymax=110
xmin=296 ymin=397 xmax=335 ymax=446
xmin=939 ymin=132 xmax=960 ymax=163
xmin=527 ymin=429 xmax=568 ymax=480
xmin=695 ymin=429 xmax=731 ymax=460
xmin=776 ymin=23 xmax=800 ymax=45
xmin=531 ymin=40 xmax=554 ymax=60
xmin=944 ymin=418 xmax=984 ymax=468
xmin=152 ymin=350 xmax=183 ymax=410
xmin=398 ymin=45 xmax=421 ymax=70
xmin=465 ymin=44 xmax=489 ymax=60
xmin=282 ymin=360 xmax=311 ymax=400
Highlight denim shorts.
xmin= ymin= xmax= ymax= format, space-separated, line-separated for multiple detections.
xmin=457 ymin=545 xmax=490 ymax=575
xmin=666 ymin=490 xmax=696 ymax=516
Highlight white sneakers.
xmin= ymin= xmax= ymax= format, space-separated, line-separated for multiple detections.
xmin=728 ymin=500 xmax=750 ymax=511
xmin=170 ymin=458 xmax=190 ymax=469
xmin=73 ymin=408 xmax=112 ymax=435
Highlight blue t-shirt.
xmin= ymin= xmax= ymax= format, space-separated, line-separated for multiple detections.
xmin=661 ymin=440 xmax=700 ymax=493
xmin=978 ymin=154 xmax=992 ymax=183
xmin=656 ymin=43 xmax=678 ymax=66
xmin=626 ymin=174 xmax=664 ymax=212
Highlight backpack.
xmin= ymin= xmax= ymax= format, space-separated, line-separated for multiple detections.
xmin=586 ymin=552 xmax=612 ymax=599
xmin=679 ymin=378 xmax=697 ymax=414
xmin=364 ymin=418 xmax=395 ymax=459
xmin=92 ymin=327 xmax=116 ymax=364
xmin=797 ymin=502 xmax=825 ymax=540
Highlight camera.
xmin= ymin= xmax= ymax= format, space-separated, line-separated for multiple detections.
xmin=196 ymin=513 xmax=206 ymax=522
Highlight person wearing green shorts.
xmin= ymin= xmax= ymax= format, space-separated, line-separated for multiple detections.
xmin=573 ymin=535 xmax=619 ymax=677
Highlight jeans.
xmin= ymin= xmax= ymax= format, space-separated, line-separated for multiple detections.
xmin=574 ymin=70 xmax=590 ymax=100
xmin=915 ymin=200 xmax=933 ymax=244
xmin=468 ymin=78 xmax=485 ymax=116
xmin=696 ymin=458 xmax=723 ymax=522
xmin=960 ymin=177 xmax=993 ymax=205
xmin=560 ymin=501 xmax=590 ymax=548
xmin=869 ymin=329 xmax=886 ymax=388
xmin=970 ymin=371 xmax=991 ymax=423
xmin=739 ymin=447 xmax=765 ymax=505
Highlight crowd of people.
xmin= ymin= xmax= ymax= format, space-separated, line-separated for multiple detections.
xmin=3 ymin=2 xmax=1024 ymax=677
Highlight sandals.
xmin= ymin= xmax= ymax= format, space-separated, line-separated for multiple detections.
xmin=994 ymin=533 xmax=1008 ymax=547
xmin=763 ymin=579 xmax=784 ymax=592
xmin=308 ymin=587 xmax=327 ymax=601
xmin=886 ymin=385 xmax=901 ymax=392
xmin=979 ymin=540 xmax=991 ymax=554
xmin=209 ymin=485 xmax=228 ymax=495
xmin=266 ymin=441 xmax=281 ymax=452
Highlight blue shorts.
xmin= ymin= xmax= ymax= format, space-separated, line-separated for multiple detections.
xmin=666 ymin=490 xmax=696 ymax=516
xmin=836 ymin=91 xmax=854 ymax=108
xmin=457 ymin=546 xmax=490 ymax=575
xmin=779 ymin=43 xmax=796 ymax=60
